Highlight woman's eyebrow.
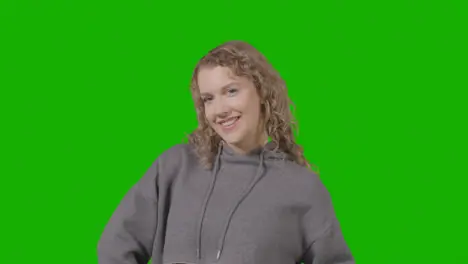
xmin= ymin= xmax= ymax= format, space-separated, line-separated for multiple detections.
xmin=220 ymin=81 xmax=240 ymax=91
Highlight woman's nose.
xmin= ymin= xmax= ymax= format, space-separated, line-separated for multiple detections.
xmin=213 ymin=98 xmax=230 ymax=117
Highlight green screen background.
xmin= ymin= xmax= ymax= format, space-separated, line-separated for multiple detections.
xmin=1 ymin=0 xmax=466 ymax=263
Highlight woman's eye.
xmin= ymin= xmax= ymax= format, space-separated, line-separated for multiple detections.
xmin=227 ymin=88 xmax=238 ymax=96
xmin=202 ymin=97 xmax=212 ymax=103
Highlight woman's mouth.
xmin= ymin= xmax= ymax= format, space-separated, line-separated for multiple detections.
xmin=218 ymin=116 xmax=240 ymax=129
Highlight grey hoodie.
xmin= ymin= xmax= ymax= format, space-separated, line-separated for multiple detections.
xmin=97 ymin=142 xmax=354 ymax=264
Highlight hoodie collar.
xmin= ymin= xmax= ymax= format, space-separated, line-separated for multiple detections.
xmin=220 ymin=141 xmax=290 ymax=164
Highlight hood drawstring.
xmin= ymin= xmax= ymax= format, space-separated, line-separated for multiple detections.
xmin=195 ymin=143 xmax=269 ymax=262
xmin=196 ymin=143 xmax=223 ymax=260
xmin=215 ymin=148 xmax=267 ymax=261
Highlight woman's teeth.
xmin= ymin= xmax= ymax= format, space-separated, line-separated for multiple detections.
xmin=221 ymin=117 xmax=239 ymax=127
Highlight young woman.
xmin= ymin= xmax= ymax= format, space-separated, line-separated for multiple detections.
xmin=98 ymin=40 xmax=354 ymax=264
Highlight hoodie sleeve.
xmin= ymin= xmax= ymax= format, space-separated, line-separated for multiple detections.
xmin=97 ymin=159 xmax=160 ymax=264
xmin=300 ymin=176 xmax=354 ymax=264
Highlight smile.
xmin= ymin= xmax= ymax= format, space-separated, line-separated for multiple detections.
xmin=218 ymin=116 xmax=240 ymax=128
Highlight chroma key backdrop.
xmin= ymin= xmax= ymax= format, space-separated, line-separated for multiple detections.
xmin=1 ymin=0 xmax=466 ymax=264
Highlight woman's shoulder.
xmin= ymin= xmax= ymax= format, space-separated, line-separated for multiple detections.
xmin=158 ymin=143 xmax=193 ymax=158
xmin=156 ymin=142 xmax=196 ymax=163
xmin=280 ymin=159 xmax=320 ymax=183
xmin=278 ymin=160 xmax=329 ymax=199
xmin=154 ymin=143 xmax=200 ymax=176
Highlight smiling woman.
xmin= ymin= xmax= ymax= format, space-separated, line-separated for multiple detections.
xmin=97 ymin=40 xmax=355 ymax=264
xmin=197 ymin=66 xmax=266 ymax=155
xmin=188 ymin=41 xmax=310 ymax=170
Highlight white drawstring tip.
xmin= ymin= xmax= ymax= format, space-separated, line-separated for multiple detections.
xmin=216 ymin=250 xmax=221 ymax=260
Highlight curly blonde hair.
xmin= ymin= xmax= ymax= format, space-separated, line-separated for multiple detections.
xmin=188 ymin=40 xmax=314 ymax=171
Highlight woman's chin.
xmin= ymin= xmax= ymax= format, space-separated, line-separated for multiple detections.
xmin=222 ymin=136 xmax=241 ymax=145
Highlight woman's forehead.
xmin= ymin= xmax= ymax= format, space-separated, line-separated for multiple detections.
xmin=198 ymin=67 xmax=244 ymax=93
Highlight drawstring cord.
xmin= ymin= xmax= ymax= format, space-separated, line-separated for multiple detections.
xmin=215 ymin=149 xmax=267 ymax=261
xmin=196 ymin=142 xmax=272 ymax=262
xmin=196 ymin=143 xmax=223 ymax=260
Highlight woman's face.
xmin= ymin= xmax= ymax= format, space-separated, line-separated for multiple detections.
xmin=197 ymin=66 xmax=265 ymax=153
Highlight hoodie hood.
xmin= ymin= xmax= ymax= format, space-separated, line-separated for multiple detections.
xmin=220 ymin=141 xmax=293 ymax=163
